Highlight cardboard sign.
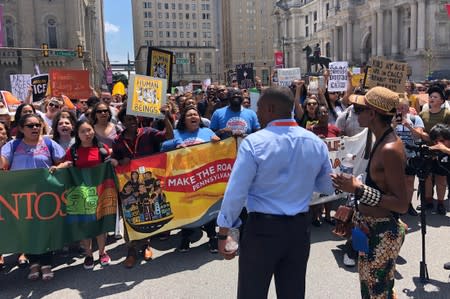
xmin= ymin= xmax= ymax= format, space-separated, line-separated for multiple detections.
xmin=351 ymin=74 xmax=365 ymax=88
xmin=49 ymin=69 xmax=91 ymax=99
xmin=10 ymin=74 xmax=31 ymax=102
xmin=277 ymin=68 xmax=302 ymax=87
xmin=365 ymin=58 xmax=408 ymax=93
xmin=146 ymin=47 xmax=173 ymax=93
xmin=328 ymin=62 xmax=348 ymax=92
xmin=30 ymin=74 xmax=49 ymax=102
xmin=236 ymin=63 xmax=254 ymax=89
xmin=127 ymin=74 xmax=167 ymax=119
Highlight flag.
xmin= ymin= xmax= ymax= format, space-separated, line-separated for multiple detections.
xmin=446 ymin=4 xmax=450 ymax=18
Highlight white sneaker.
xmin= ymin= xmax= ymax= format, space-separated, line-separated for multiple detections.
xmin=343 ymin=253 xmax=356 ymax=267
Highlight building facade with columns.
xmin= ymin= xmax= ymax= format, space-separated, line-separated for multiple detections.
xmin=274 ymin=0 xmax=450 ymax=81
xmin=0 ymin=0 xmax=107 ymax=92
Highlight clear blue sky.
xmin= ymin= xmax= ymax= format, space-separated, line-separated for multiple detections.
xmin=104 ymin=0 xmax=134 ymax=64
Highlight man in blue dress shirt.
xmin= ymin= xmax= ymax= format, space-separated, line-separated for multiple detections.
xmin=217 ymin=87 xmax=334 ymax=299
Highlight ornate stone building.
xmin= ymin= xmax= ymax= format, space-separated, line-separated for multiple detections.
xmin=0 ymin=0 xmax=107 ymax=91
xmin=274 ymin=0 xmax=450 ymax=81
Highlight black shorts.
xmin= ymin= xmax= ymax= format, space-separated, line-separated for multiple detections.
xmin=405 ymin=164 xmax=416 ymax=176
xmin=432 ymin=160 xmax=450 ymax=176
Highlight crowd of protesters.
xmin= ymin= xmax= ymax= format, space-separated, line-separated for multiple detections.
xmin=0 ymin=72 xmax=449 ymax=296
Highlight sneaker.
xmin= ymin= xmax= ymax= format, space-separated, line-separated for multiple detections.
xmin=178 ymin=238 xmax=190 ymax=253
xmin=444 ymin=262 xmax=450 ymax=270
xmin=437 ymin=203 xmax=446 ymax=215
xmin=208 ymin=237 xmax=218 ymax=254
xmin=99 ymin=253 xmax=111 ymax=266
xmin=83 ymin=255 xmax=94 ymax=269
xmin=343 ymin=253 xmax=356 ymax=267
xmin=416 ymin=202 xmax=433 ymax=211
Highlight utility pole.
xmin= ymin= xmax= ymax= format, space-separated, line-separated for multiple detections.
xmin=282 ymin=36 xmax=286 ymax=68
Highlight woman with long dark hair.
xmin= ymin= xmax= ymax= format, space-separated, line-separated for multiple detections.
xmin=0 ymin=114 xmax=65 ymax=280
xmin=53 ymin=119 xmax=112 ymax=269
xmin=52 ymin=111 xmax=77 ymax=150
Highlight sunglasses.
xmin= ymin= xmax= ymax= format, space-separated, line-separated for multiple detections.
xmin=24 ymin=123 xmax=42 ymax=129
xmin=353 ymin=106 xmax=369 ymax=114
xmin=96 ymin=109 xmax=110 ymax=114
xmin=307 ymin=102 xmax=318 ymax=106
xmin=48 ymin=103 xmax=60 ymax=109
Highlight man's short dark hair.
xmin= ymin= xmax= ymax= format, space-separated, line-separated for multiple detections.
xmin=430 ymin=123 xmax=450 ymax=141
xmin=259 ymin=87 xmax=294 ymax=114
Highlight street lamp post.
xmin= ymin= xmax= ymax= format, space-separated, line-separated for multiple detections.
xmin=282 ymin=36 xmax=286 ymax=68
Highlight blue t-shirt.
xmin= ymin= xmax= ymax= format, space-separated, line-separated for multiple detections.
xmin=210 ymin=106 xmax=260 ymax=138
xmin=1 ymin=138 xmax=66 ymax=170
xmin=161 ymin=127 xmax=217 ymax=151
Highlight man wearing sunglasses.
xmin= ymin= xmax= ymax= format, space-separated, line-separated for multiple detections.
xmin=210 ymin=88 xmax=260 ymax=139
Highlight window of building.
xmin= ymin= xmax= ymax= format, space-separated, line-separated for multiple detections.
xmin=192 ymin=13 xmax=196 ymax=20
xmin=326 ymin=3 xmax=330 ymax=17
xmin=172 ymin=13 xmax=176 ymax=19
xmin=186 ymin=32 xmax=190 ymax=38
xmin=305 ymin=26 xmax=309 ymax=37
xmin=186 ymin=13 xmax=190 ymax=19
xmin=158 ymin=12 xmax=163 ymax=19
xmin=314 ymin=23 xmax=317 ymax=32
xmin=173 ymin=31 xmax=177 ymax=37
xmin=159 ymin=22 xmax=163 ymax=28
xmin=205 ymin=63 xmax=212 ymax=73
xmin=193 ymin=32 xmax=197 ymax=38
xmin=158 ymin=3 xmax=162 ymax=9
xmin=180 ymin=41 xmax=185 ymax=46
xmin=186 ymin=23 xmax=190 ymax=29
xmin=47 ymin=18 xmax=58 ymax=48
xmin=172 ymin=22 xmax=176 ymax=28
xmin=159 ymin=31 xmax=163 ymax=38
xmin=187 ymin=41 xmax=190 ymax=47
xmin=179 ymin=13 xmax=183 ymax=19
xmin=192 ymin=4 xmax=196 ymax=10
xmin=164 ymin=3 xmax=169 ymax=9
xmin=178 ymin=3 xmax=183 ymax=10
xmin=314 ymin=11 xmax=317 ymax=21
xmin=165 ymin=12 xmax=170 ymax=19
xmin=180 ymin=32 xmax=184 ymax=38
xmin=173 ymin=41 xmax=177 ymax=46
xmin=166 ymin=22 xmax=170 ymax=28
xmin=166 ymin=31 xmax=170 ymax=37
xmin=185 ymin=4 xmax=190 ymax=10
xmin=166 ymin=41 xmax=170 ymax=46
xmin=204 ymin=52 xmax=212 ymax=58
xmin=172 ymin=3 xmax=176 ymax=9
xmin=160 ymin=40 xmax=164 ymax=46
xmin=305 ymin=15 xmax=309 ymax=25
xmin=5 ymin=18 xmax=15 ymax=47
xmin=179 ymin=22 xmax=184 ymax=29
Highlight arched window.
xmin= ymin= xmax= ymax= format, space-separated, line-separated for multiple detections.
xmin=5 ymin=18 xmax=14 ymax=47
xmin=47 ymin=18 xmax=57 ymax=48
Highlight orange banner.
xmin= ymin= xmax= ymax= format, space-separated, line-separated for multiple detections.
xmin=49 ymin=69 xmax=91 ymax=99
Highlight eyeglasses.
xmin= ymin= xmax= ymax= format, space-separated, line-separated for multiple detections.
xmin=96 ymin=109 xmax=110 ymax=114
xmin=307 ymin=102 xmax=318 ymax=106
xmin=24 ymin=123 xmax=42 ymax=129
xmin=48 ymin=103 xmax=60 ymax=109
xmin=353 ymin=106 xmax=369 ymax=114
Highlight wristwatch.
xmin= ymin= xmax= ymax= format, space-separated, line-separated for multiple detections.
xmin=217 ymin=234 xmax=227 ymax=240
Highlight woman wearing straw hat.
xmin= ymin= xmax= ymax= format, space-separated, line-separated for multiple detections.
xmin=331 ymin=86 xmax=409 ymax=299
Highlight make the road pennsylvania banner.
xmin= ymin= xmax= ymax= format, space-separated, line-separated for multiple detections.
xmin=0 ymin=163 xmax=117 ymax=254
xmin=115 ymin=138 xmax=237 ymax=241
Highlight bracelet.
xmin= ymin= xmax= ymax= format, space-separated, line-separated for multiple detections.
xmin=217 ymin=234 xmax=227 ymax=240
xmin=355 ymin=184 xmax=382 ymax=207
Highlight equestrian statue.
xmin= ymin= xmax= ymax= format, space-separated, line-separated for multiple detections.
xmin=302 ymin=44 xmax=332 ymax=73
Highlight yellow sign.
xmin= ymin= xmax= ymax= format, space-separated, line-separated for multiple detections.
xmin=115 ymin=138 xmax=237 ymax=241
xmin=127 ymin=74 xmax=167 ymax=118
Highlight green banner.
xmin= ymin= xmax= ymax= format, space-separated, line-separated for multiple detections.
xmin=0 ymin=163 xmax=118 ymax=254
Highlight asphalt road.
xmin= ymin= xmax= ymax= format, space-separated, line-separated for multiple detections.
xmin=1 ymin=196 xmax=450 ymax=299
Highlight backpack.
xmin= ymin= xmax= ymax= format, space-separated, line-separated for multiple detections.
xmin=69 ymin=142 xmax=109 ymax=167
xmin=10 ymin=137 xmax=55 ymax=166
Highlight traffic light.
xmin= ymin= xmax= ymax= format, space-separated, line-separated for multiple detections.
xmin=77 ymin=45 xmax=84 ymax=58
xmin=41 ymin=43 xmax=49 ymax=57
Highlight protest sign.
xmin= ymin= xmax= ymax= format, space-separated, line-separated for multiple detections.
xmin=146 ymin=47 xmax=173 ymax=93
xmin=328 ymin=62 xmax=348 ymax=92
xmin=277 ymin=68 xmax=302 ymax=87
xmin=127 ymin=74 xmax=167 ymax=119
xmin=49 ymin=69 xmax=91 ymax=99
xmin=310 ymin=129 xmax=370 ymax=205
xmin=31 ymin=74 xmax=49 ymax=102
xmin=0 ymin=163 xmax=117 ymax=254
xmin=115 ymin=138 xmax=237 ymax=241
xmin=9 ymin=74 xmax=31 ymax=102
xmin=351 ymin=74 xmax=365 ymax=88
xmin=236 ymin=63 xmax=254 ymax=89
xmin=365 ymin=58 xmax=408 ymax=93
xmin=248 ymin=88 xmax=260 ymax=112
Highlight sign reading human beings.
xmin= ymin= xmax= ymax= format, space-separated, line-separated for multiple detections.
xmin=277 ymin=68 xmax=302 ymax=87
xmin=49 ymin=69 xmax=91 ymax=99
xmin=115 ymin=138 xmax=237 ymax=241
xmin=127 ymin=74 xmax=167 ymax=119
xmin=365 ymin=58 xmax=408 ymax=93
xmin=328 ymin=62 xmax=348 ymax=92
xmin=236 ymin=63 xmax=255 ymax=89
xmin=31 ymin=74 xmax=49 ymax=102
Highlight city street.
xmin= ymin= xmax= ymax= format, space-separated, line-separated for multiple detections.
xmin=1 ymin=195 xmax=450 ymax=299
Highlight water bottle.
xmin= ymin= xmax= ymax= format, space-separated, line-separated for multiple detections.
xmin=225 ymin=228 xmax=240 ymax=252
xmin=340 ymin=153 xmax=354 ymax=178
